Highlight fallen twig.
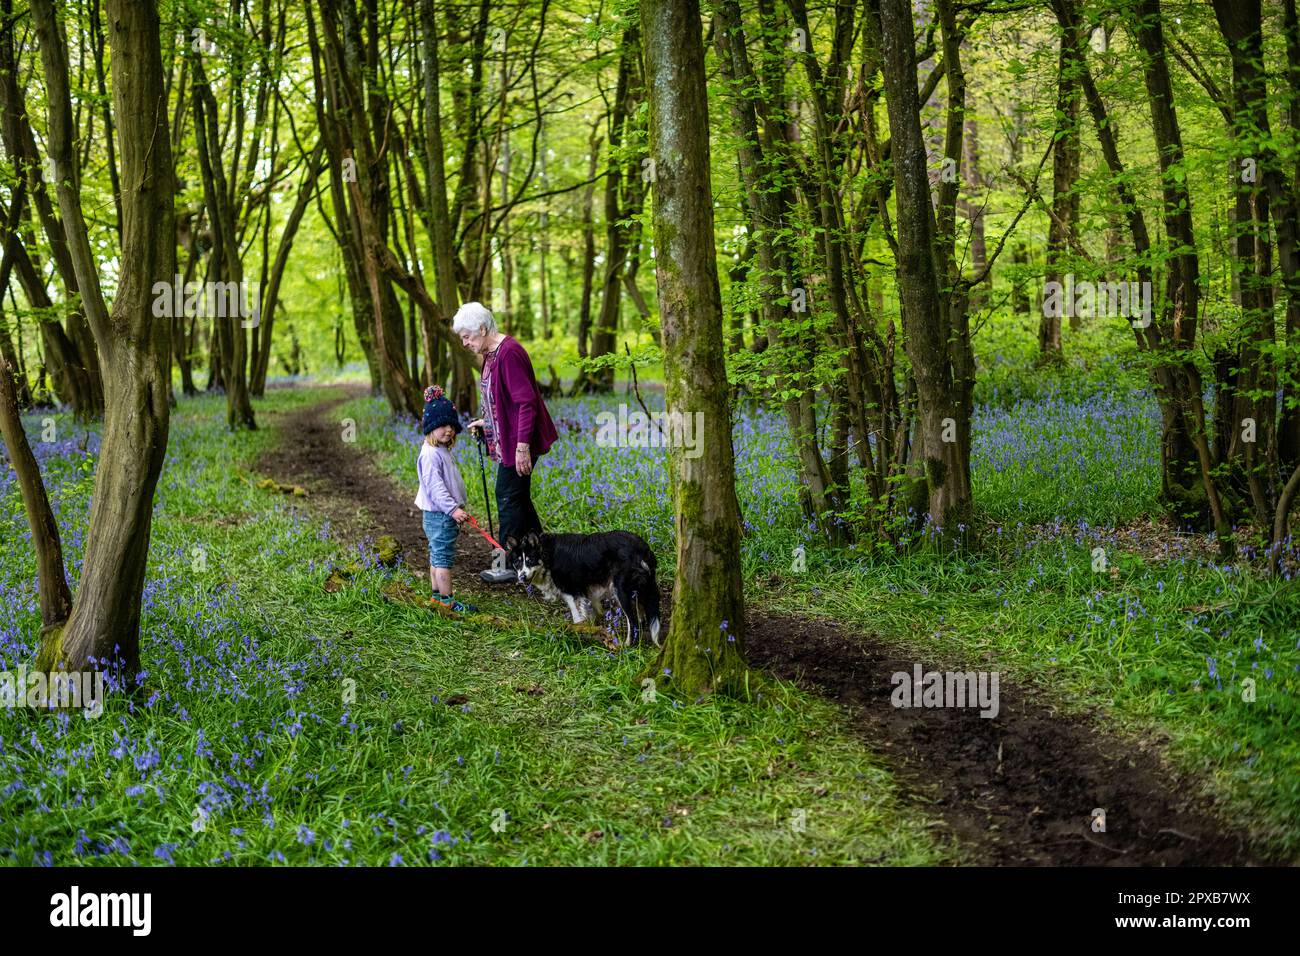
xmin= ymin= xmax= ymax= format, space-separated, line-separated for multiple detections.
xmin=1081 ymin=830 xmax=1129 ymax=854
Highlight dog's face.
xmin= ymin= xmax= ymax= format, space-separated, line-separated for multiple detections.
xmin=505 ymin=533 xmax=545 ymax=585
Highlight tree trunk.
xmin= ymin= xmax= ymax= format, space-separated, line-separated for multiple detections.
xmin=1054 ymin=0 xmax=1216 ymax=535
xmin=189 ymin=36 xmax=256 ymax=429
xmin=960 ymin=110 xmax=988 ymax=312
xmin=0 ymin=352 xmax=71 ymax=631
xmin=1213 ymin=0 xmax=1283 ymax=527
xmin=0 ymin=311 xmax=32 ymax=409
xmin=35 ymin=0 xmax=176 ymax=679
xmin=1132 ymin=0 xmax=1231 ymax=551
xmin=1042 ymin=15 xmax=1079 ymax=356
xmin=585 ymin=24 xmax=641 ymax=393
xmin=715 ymin=0 xmax=842 ymax=530
xmin=305 ymin=3 xmax=379 ymax=391
xmin=0 ymin=0 xmax=103 ymax=418
xmin=251 ymin=141 xmax=326 ymax=396
xmin=420 ymin=0 xmax=475 ymax=409
xmin=788 ymin=0 xmax=865 ymax=524
xmin=878 ymin=0 xmax=972 ymax=543
xmin=640 ymin=0 xmax=750 ymax=698
xmin=574 ymin=122 xmax=601 ymax=372
xmin=1282 ymin=0 xmax=1300 ymax=469
xmin=319 ymin=0 xmax=419 ymax=418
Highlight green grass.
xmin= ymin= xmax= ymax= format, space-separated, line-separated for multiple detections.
xmin=340 ymin=376 xmax=1299 ymax=858
xmin=1 ymin=387 xmax=945 ymax=866
xmin=7 ymin=354 xmax=1297 ymax=865
xmin=777 ymin=540 xmax=1300 ymax=856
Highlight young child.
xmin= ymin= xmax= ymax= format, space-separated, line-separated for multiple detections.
xmin=415 ymin=385 xmax=477 ymax=613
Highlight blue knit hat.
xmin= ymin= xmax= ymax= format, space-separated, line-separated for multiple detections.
xmin=421 ymin=385 xmax=462 ymax=435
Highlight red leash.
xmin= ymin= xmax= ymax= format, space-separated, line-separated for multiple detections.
xmin=466 ymin=515 xmax=505 ymax=552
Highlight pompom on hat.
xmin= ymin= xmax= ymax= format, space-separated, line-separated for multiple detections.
xmin=421 ymin=385 xmax=462 ymax=435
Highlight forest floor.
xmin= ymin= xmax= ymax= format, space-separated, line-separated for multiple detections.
xmin=258 ymin=384 xmax=1276 ymax=865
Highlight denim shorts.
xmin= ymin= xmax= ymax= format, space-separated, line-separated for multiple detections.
xmin=423 ymin=510 xmax=459 ymax=568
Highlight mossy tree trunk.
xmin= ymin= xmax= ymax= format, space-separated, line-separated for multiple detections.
xmin=640 ymin=0 xmax=750 ymax=699
xmin=318 ymin=0 xmax=421 ymax=420
xmin=33 ymin=0 xmax=175 ymax=678
xmin=878 ymin=0 xmax=973 ymax=544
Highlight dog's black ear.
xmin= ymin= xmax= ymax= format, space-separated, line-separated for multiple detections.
xmin=504 ymin=535 xmax=519 ymax=552
xmin=523 ymin=532 xmax=540 ymax=547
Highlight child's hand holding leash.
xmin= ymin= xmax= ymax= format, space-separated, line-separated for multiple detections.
xmin=451 ymin=507 xmax=470 ymax=524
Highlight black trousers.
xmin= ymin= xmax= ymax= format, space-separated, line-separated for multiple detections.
xmin=495 ymin=462 xmax=543 ymax=547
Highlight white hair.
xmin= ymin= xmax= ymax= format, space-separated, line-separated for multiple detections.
xmin=452 ymin=301 xmax=496 ymax=336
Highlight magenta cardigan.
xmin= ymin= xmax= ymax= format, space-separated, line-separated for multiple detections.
xmin=485 ymin=336 xmax=557 ymax=462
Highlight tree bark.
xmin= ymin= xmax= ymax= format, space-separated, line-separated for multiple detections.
xmin=35 ymin=0 xmax=176 ymax=678
xmin=0 ymin=352 xmax=71 ymax=631
xmin=420 ymin=0 xmax=475 ymax=409
xmin=189 ymin=37 xmax=256 ymax=429
xmin=584 ymin=24 xmax=641 ymax=393
xmin=305 ymin=2 xmax=381 ymax=391
xmin=0 ymin=0 xmax=103 ymax=417
xmin=1270 ymin=0 xmax=1300 ymax=470
xmin=1212 ymin=0 xmax=1284 ymax=527
xmin=878 ymin=0 xmax=972 ymax=543
xmin=250 ymin=141 xmax=326 ymax=396
xmin=319 ymin=0 xmax=420 ymax=418
xmin=1042 ymin=14 xmax=1080 ymax=356
xmin=1053 ymin=0 xmax=1215 ymax=534
xmin=640 ymin=0 xmax=750 ymax=697
xmin=715 ymin=0 xmax=840 ymax=530
xmin=1131 ymin=0 xmax=1231 ymax=551
xmin=575 ymin=127 xmax=601 ymax=365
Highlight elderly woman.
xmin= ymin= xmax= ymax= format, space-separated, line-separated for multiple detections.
xmin=454 ymin=302 xmax=558 ymax=583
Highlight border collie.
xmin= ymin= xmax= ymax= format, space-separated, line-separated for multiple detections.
xmin=506 ymin=531 xmax=661 ymax=646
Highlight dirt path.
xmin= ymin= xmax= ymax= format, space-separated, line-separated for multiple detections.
xmin=744 ymin=615 xmax=1268 ymax=865
xmin=258 ymin=386 xmax=498 ymax=595
xmin=258 ymin=386 xmax=1272 ymax=866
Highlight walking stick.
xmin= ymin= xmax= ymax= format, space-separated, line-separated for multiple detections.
xmin=472 ymin=426 xmax=496 ymax=541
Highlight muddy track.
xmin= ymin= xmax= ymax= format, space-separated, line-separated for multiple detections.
xmin=257 ymin=386 xmax=498 ymax=595
xmin=258 ymin=385 xmax=1274 ymax=866
xmin=744 ymin=616 xmax=1272 ymax=865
